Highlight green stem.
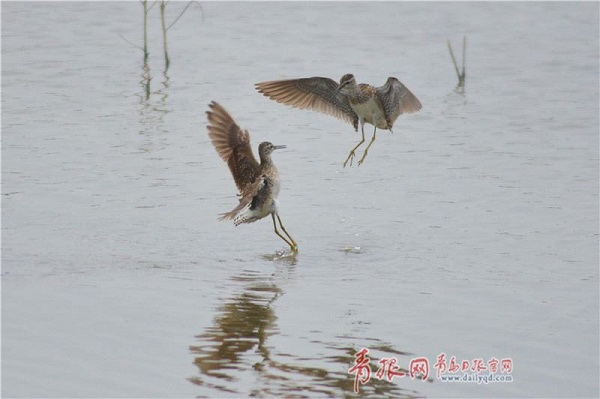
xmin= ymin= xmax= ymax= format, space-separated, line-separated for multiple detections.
xmin=448 ymin=38 xmax=466 ymax=89
xmin=143 ymin=0 xmax=149 ymax=65
xmin=160 ymin=1 xmax=170 ymax=71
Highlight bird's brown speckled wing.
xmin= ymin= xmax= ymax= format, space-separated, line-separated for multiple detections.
xmin=207 ymin=101 xmax=260 ymax=193
xmin=376 ymin=78 xmax=422 ymax=125
xmin=256 ymin=77 xmax=359 ymax=131
xmin=218 ymin=175 xmax=266 ymax=221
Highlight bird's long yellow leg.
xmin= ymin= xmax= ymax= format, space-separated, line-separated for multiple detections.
xmin=272 ymin=214 xmax=297 ymax=253
xmin=276 ymin=214 xmax=298 ymax=253
xmin=343 ymin=124 xmax=366 ymax=168
xmin=357 ymin=127 xmax=377 ymax=166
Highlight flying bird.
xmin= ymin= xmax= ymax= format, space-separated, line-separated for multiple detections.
xmin=206 ymin=101 xmax=298 ymax=253
xmin=256 ymin=74 xmax=422 ymax=166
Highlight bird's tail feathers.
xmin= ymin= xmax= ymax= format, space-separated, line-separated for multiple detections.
xmin=218 ymin=211 xmax=236 ymax=221
xmin=218 ymin=201 xmax=254 ymax=225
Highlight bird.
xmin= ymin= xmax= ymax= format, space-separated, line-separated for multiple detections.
xmin=255 ymin=74 xmax=422 ymax=167
xmin=206 ymin=101 xmax=298 ymax=254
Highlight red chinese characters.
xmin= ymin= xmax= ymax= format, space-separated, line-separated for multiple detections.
xmin=375 ymin=357 xmax=406 ymax=382
xmin=501 ymin=358 xmax=513 ymax=373
xmin=349 ymin=349 xmax=513 ymax=392
xmin=348 ymin=348 xmax=371 ymax=394
xmin=488 ymin=357 xmax=499 ymax=373
xmin=433 ymin=353 xmax=447 ymax=378
xmin=448 ymin=356 xmax=460 ymax=373
xmin=409 ymin=357 xmax=430 ymax=381
xmin=461 ymin=359 xmax=470 ymax=372
xmin=471 ymin=358 xmax=487 ymax=373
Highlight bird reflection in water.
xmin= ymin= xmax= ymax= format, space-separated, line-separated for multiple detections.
xmin=188 ymin=270 xmax=420 ymax=398
xmin=189 ymin=271 xmax=281 ymax=391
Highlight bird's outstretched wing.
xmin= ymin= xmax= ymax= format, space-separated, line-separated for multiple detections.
xmin=207 ymin=101 xmax=260 ymax=193
xmin=256 ymin=77 xmax=359 ymax=131
xmin=376 ymin=77 xmax=422 ymax=125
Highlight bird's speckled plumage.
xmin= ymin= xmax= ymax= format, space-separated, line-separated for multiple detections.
xmin=206 ymin=101 xmax=298 ymax=253
xmin=256 ymin=74 xmax=422 ymax=166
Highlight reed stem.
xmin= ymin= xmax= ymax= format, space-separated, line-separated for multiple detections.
xmin=160 ymin=1 xmax=170 ymax=71
xmin=447 ymin=36 xmax=466 ymax=91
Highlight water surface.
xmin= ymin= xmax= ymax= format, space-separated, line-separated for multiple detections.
xmin=2 ymin=2 xmax=598 ymax=398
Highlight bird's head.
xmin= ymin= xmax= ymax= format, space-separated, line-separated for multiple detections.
xmin=258 ymin=142 xmax=286 ymax=157
xmin=338 ymin=73 xmax=356 ymax=94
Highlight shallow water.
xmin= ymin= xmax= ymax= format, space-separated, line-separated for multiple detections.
xmin=2 ymin=2 xmax=598 ymax=398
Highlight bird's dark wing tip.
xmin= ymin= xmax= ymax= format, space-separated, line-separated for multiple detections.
xmin=206 ymin=100 xmax=221 ymax=117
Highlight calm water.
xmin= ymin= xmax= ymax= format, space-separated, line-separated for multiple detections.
xmin=2 ymin=2 xmax=598 ymax=398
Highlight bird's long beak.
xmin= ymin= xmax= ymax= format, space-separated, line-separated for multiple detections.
xmin=273 ymin=145 xmax=287 ymax=150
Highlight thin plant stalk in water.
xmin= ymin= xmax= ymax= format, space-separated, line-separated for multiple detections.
xmin=142 ymin=0 xmax=157 ymax=66
xmin=448 ymin=36 xmax=466 ymax=92
xmin=160 ymin=1 xmax=196 ymax=72
xmin=160 ymin=1 xmax=170 ymax=71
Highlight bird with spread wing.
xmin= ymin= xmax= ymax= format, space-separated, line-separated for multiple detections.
xmin=256 ymin=74 xmax=422 ymax=167
xmin=206 ymin=101 xmax=298 ymax=253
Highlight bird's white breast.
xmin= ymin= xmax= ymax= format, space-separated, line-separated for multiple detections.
xmin=349 ymin=97 xmax=388 ymax=129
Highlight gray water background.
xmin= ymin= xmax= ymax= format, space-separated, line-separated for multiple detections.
xmin=2 ymin=2 xmax=598 ymax=398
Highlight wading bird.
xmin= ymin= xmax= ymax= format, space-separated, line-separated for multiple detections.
xmin=206 ymin=101 xmax=298 ymax=253
xmin=256 ymin=74 xmax=422 ymax=166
